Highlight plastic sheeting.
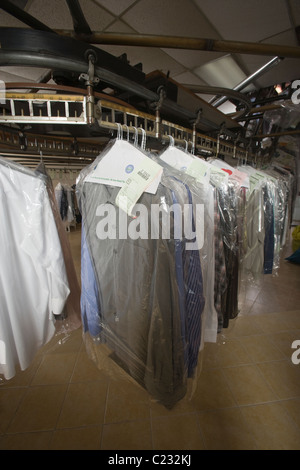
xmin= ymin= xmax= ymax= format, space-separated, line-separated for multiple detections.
xmin=76 ymin=131 xmax=297 ymax=407
xmin=0 ymin=158 xmax=79 ymax=381
xmin=36 ymin=161 xmax=82 ymax=334
xmin=76 ymin=137 xmax=216 ymax=408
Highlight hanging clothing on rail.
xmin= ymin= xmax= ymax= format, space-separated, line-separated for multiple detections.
xmin=208 ymin=159 xmax=249 ymax=327
xmin=158 ymin=144 xmax=218 ymax=341
xmin=0 ymin=158 xmax=70 ymax=380
xmin=36 ymin=161 xmax=81 ymax=331
xmin=76 ymin=137 xmax=212 ymax=408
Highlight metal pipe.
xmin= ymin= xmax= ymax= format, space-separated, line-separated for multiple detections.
xmin=211 ymin=56 xmax=282 ymax=108
xmin=0 ymin=50 xmax=159 ymax=102
xmin=182 ymin=84 xmax=252 ymax=111
xmin=0 ymin=52 xmax=222 ymax=130
xmin=54 ymin=30 xmax=300 ymax=59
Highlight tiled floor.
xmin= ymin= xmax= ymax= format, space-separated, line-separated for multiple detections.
xmin=1 ymin=227 xmax=299 ymax=450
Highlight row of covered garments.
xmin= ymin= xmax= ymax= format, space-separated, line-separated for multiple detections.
xmin=236 ymin=161 xmax=294 ymax=281
xmin=76 ymin=134 xmax=296 ymax=408
xmin=0 ymin=158 xmax=81 ymax=381
xmin=76 ymin=138 xmax=216 ymax=408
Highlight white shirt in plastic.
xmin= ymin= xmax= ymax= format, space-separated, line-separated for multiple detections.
xmin=0 ymin=159 xmax=70 ymax=380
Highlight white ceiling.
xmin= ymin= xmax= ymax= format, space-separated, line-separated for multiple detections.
xmin=0 ymin=0 xmax=300 ymax=100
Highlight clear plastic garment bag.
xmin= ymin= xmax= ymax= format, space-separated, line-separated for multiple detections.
xmin=76 ymin=131 xmax=215 ymax=408
xmin=0 ymin=158 xmax=71 ymax=380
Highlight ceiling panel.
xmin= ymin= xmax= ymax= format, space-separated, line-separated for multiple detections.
xmin=171 ymin=70 xmax=207 ymax=86
xmin=160 ymin=49 xmax=225 ymax=70
xmin=0 ymin=8 xmax=29 ymax=27
xmin=77 ymin=0 xmax=115 ymax=31
xmin=122 ymin=0 xmax=218 ymax=38
xmin=194 ymin=0 xmax=292 ymax=43
xmin=261 ymin=28 xmax=298 ymax=46
xmin=0 ymin=70 xmax=36 ymax=82
xmin=0 ymin=66 xmax=50 ymax=81
xmin=99 ymin=44 xmax=186 ymax=76
xmin=236 ymin=53 xmax=300 ymax=89
xmin=104 ymin=19 xmax=136 ymax=33
xmin=27 ymin=0 xmax=74 ymax=29
xmin=94 ymin=0 xmax=138 ymax=17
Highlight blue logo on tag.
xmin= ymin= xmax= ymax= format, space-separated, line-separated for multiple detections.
xmin=125 ymin=164 xmax=134 ymax=174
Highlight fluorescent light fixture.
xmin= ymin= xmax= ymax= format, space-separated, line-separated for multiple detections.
xmin=217 ymin=101 xmax=237 ymax=115
xmin=194 ymin=55 xmax=248 ymax=89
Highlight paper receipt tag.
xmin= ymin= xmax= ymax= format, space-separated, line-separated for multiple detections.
xmin=249 ymin=173 xmax=261 ymax=193
xmin=116 ymin=157 xmax=163 ymax=217
xmin=209 ymin=165 xmax=229 ymax=185
xmin=185 ymin=158 xmax=210 ymax=183
xmin=255 ymin=170 xmax=277 ymax=184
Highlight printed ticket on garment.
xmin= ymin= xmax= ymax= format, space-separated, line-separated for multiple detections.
xmin=116 ymin=157 xmax=163 ymax=217
xmin=249 ymin=174 xmax=261 ymax=193
xmin=209 ymin=165 xmax=229 ymax=185
xmin=160 ymin=146 xmax=194 ymax=171
xmin=255 ymin=170 xmax=277 ymax=184
xmin=220 ymin=167 xmax=250 ymax=189
xmin=84 ymin=140 xmax=161 ymax=194
xmin=185 ymin=158 xmax=210 ymax=183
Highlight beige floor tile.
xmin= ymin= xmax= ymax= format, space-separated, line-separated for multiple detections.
xmin=279 ymin=296 xmax=300 ymax=312
xmin=105 ymin=379 xmax=150 ymax=424
xmin=0 ymin=354 xmax=42 ymax=388
xmin=31 ymin=352 xmax=78 ymax=385
xmin=281 ymin=310 xmax=300 ymax=330
xmin=240 ymin=402 xmax=300 ymax=450
xmin=251 ymin=312 xmax=291 ymax=334
xmin=0 ymin=388 xmax=27 ymax=434
xmin=190 ymin=368 xmax=236 ymax=410
xmin=201 ymin=342 xmax=220 ymax=369
xmin=2 ymin=227 xmax=298 ymax=450
xmin=257 ymin=360 xmax=300 ymax=399
xmin=239 ymin=334 xmax=286 ymax=363
xmin=71 ymin=350 xmax=110 ymax=383
xmin=244 ymin=285 xmax=261 ymax=302
xmin=280 ymin=398 xmax=300 ymax=429
xmin=197 ymin=407 xmax=258 ymax=450
xmin=0 ymin=431 xmax=53 ymax=450
xmin=7 ymin=384 xmax=68 ymax=433
xmin=222 ymin=364 xmax=277 ymax=405
xmin=151 ymin=413 xmax=205 ymax=450
xmin=210 ymin=337 xmax=253 ymax=367
xmin=223 ymin=315 xmax=264 ymax=337
xmin=238 ymin=300 xmax=254 ymax=315
xmin=101 ymin=420 xmax=152 ymax=450
xmin=56 ymin=381 xmax=108 ymax=428
xmin=50 ymin=425 xmax=102 ymax=450
xmin=255 ymin=283 xmax=291 ymax=305
xmin=150 ymin=390 xmax=196 ymax=416
xmin=267 ymin=331 xmax=299 ymax=358
xmin=248 ymin=300 xmax=283 ymax=315
xmin=41 ymin=327 xmax=83 ymax=355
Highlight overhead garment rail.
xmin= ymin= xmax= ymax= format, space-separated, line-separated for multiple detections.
xmin=0 ymin=89 xmax=255 ymax=163
xmin=1 ymin=93 xmax=87 ymax=125
xmin=0 ymin=124 xmax=103 ymax=159
xmin=0 ymin=28 xmax=243 ymax=133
